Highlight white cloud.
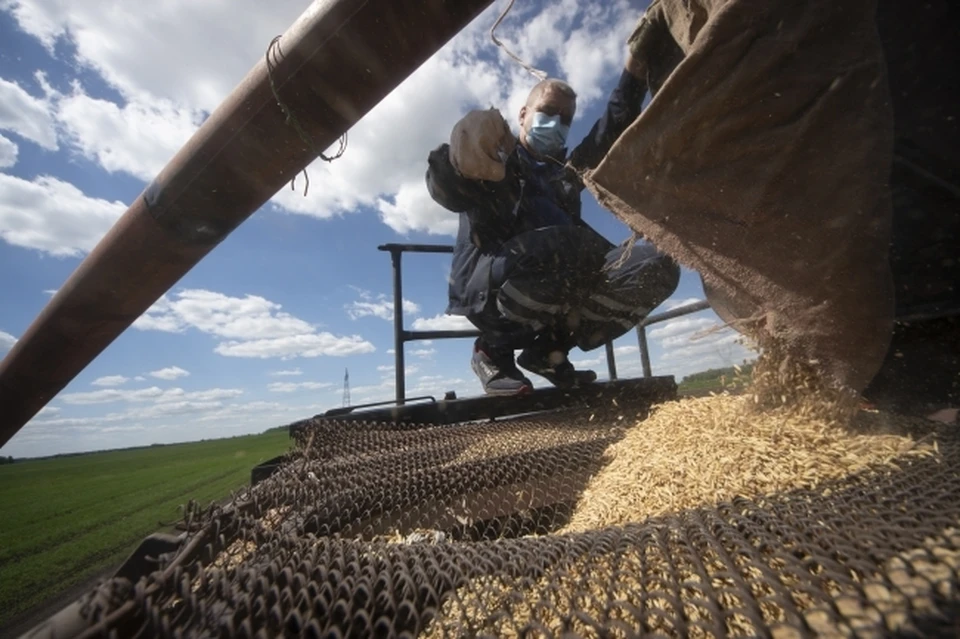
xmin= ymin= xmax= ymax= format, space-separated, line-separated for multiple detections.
xmin=135 ymin=400 xmax=224 ymax=419
xmin=614 ymin=344 xmax=638 ymax=357
xmin=0 ymin=76 xmax=58 ymax=150
xmin=0 ymin=73 xmax=194 ymax=182
xmin=56 ymin=87 xmax=201 ymax=181
xmin=133 ymin=375 xmax=146 ymax=382
xmin=25 ymin=398 xmax=300 ymax=434
xmin=569 ymin=355 xmax=605 ymax=369
xmin=346 ymin=380 xmax=394 ymax=403
xmin=10 ymin=396 xmax=319 ymax=457
xmin=555 ymin=2 xmax=634 ymax=106
xmin=348 ymin=373 xmax=464 ymax=405
xmin=269 ymin=368 xmax=303 ymax=377
xmin=214 ymin=334 xmax=374 ymax=359
xmin=60 ymin=386 xmax=243 ymax=406
xmin=646 ymin=316 xmax=758 ymax=379
xmin=193 ymin=400 xmax=294 ymax=423
xmin=648 ymin=317 xmax=718 ymax=341
xmin=149 ymin=366 xmax=190 ymax=380
xmin=135 ymin=290 xmax=313 ymax=338
xmin=131 ymin=295 xmax=185 ymax=333
xmin=0 ymin=329 xmax=16 ymax=351
xmin=267 ymin=381 xmax=334 ymax=393
xmin=0 ymin=133 xmax=18 ymax=168
xmin=377 ymin=182 xmax=460 ymax=237
xmin=99 ymin=425 xmax=146 ymax=434
xmin=20 ymin=393 xmax=257 ymax=438
xmin=134 ymin=289 xmax=374 ymax=359
xmin=0 ymin=173 xmax=126 ymax=257
xmin=411 ymin=314 xmax=475 ymax=331
xmin=91 ymin=375 xmax=128 ymax=387
xmin=0 ymin=1 xmax=298 ymax=111
xmin=3 ymin=0 xmax=636 ymax=242
xmin=345 ymin=289 xmax=420 ymax=321
xmin=26 ymin=414 xmax=126 ymax=428
xmin=375 ymin=364 xmax=419 ymax=377
xmin=409 ymin=376 xmax=466 ymax=395
xmin=266 ymin=52 xmax=491 ymax=233
xmin=409 ymin=347 xmax=436 ymax=359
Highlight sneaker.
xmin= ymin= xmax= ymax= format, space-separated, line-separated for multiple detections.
xmin=471 ymin=340 xmax=533 ymax=396
xmin=517 ymin=347 xmax=597 ymax=389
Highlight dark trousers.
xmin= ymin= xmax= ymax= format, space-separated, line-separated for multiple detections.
xmin=468 ymin=226 xmax=680 ymax=354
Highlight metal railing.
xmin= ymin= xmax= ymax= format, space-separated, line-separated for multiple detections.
xmin=378 ymin=243 xmax=712 ymax=402
xmin=635 ymin=300 xmax=712 ymax=377
xmin=379 ymin=243 xmax=478 ymax=405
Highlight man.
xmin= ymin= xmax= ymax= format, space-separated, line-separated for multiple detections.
xmin=425 ymin=71 xmax=680 ymax=395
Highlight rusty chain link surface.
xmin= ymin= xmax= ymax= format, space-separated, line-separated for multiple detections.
xmin=61 ymin=410 xmax=960 ymax=638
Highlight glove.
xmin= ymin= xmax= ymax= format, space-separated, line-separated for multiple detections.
xmin=449 ymin=108 xmax=517 ymax=181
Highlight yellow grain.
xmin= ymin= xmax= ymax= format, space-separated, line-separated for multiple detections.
xmin=560 ymin=391 xmax=935 ymax=533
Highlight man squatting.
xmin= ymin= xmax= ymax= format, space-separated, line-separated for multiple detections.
xmin=424 ymin=18 xmax=680 ymax=395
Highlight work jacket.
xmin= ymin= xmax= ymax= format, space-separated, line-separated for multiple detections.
xmin=425 ymin=69 xmax=647 ymax=316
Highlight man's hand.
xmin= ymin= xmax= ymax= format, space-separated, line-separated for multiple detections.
xmin=449 ymin=108 xmax=517 ymax=182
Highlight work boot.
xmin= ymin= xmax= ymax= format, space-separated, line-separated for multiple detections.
xmin=517 ymin=346 xmax=597 ymax=390
xmin=471 ymin=340 xmax=533 ymax=396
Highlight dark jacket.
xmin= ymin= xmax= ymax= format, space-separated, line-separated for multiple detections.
xmin=425 ymin=69 xmax=648 ymax=316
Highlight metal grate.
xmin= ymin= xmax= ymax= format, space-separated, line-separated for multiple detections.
xmin=41 ymin=410 xmax=960 ymax=638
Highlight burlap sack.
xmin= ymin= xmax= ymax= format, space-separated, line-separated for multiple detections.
xmin=585 ymin=0 xmax=896 ymax=394
xmin=449 ymin=108 xmax=517 ymax=182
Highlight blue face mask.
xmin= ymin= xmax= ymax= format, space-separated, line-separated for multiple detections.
xmin=525 ymin=111 xmax=570 ymax=158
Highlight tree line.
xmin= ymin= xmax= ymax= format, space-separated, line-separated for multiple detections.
xmin=681 ymin=361 xmax=755 ymax=385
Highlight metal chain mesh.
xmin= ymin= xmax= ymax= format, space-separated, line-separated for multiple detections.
xmin=70 ymin=408 xmax=960 ymax=638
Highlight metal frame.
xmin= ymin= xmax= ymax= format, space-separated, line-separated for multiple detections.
xmin=635 ymin=300 xmax=712 ymax=377
xmin=377 ymin=243 xmax=711 ymax=402
xmin=308 ymin=375 xmax=677 ymax=429
xmin=379 ymin=243 xmax=479 ymax=405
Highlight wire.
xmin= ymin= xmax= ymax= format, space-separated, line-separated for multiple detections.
xmin=490 ymin=0 xmax=549 ymax=81
xmin=265 ymin=35 xmax=347 ymax=197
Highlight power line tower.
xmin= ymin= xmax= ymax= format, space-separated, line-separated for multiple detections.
xmin=342 ymin=368 xmax=350 ymax=408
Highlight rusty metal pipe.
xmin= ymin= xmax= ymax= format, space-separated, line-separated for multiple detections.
xmin=0 ymin=0 xmax=494 ymax=448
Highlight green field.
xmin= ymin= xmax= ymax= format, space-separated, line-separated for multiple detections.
xmin=677 ymin=362 xmax=755 ymax=396
xmin=0 ymin=429 xmax=292 ymax=628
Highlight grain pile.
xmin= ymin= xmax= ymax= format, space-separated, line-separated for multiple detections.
xmin=559 ymin=393 xmax=935 ymax=534
xmin=206 ymin=506 xmax=289 ymax=572
xmin=82 ymin=388 xmax=958 ymax=637
xmin=422 ymin=398 xmax=949 ymax=636
xmin=445 ymin=421 xmax=625 ymax=467
xmin=560 ymin=337 xmax=941 ymax=534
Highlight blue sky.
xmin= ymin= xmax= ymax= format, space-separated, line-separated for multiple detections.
xmin=0 ymin=0 xmax=755 ymax=458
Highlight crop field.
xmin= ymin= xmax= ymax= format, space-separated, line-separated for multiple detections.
xmin=0 ymin=429 xmax=292 ymax=628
